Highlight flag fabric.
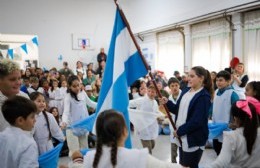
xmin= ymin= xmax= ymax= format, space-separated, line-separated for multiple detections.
xmin=70 ymin=8 xmax=148 ymax=148
xmin=93 ymin=8 xmax=148 ymax=148
xmin=38 ymin=142 xmax=63 ymax=168
xmin=208 ymin=123 xmax=230 ymax=139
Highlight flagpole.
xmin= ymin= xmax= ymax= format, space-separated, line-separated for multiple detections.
xmin=113 ymin=0 xmax=182 ymax=145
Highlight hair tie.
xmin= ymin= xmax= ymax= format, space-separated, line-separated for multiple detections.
xmin=236 ymin=100 xmax=252 ymax=119
xmin=246 ymin=96 xmax=260 ymax=115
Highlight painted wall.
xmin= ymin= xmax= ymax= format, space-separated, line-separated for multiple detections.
xmin=0 ymin=0 xmax=116 ymax=70
xmin=0 ymin=0 xmax=257 ymax=70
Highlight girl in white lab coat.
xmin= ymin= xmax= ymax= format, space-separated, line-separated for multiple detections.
xmin=84 ymin=109 xmax=181 ymax=168
xmin=61 ymin=75 xmax=97 ymax=156
xmin=30 ymin=92 xmax=64 ymax=155
xmin=208 ymin=98 xmax=260 ymax=168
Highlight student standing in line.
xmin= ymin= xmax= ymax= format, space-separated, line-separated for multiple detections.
xmin=0 ymin=96 xmax=39 ymax=168
xmin=61 ymin=75 xmax=97 ymax=156
xmin=211 ymin=70 xmax=239 ymax=155
xmin=160 ymin=66 xmax=213 ymax=168
xmin=30 ymin=92 xmax=64 ymax=155
xmin=129 ymin=84 xmax=160 ymax=154
xmin=167 ymin=77 xmax=182 ymax=163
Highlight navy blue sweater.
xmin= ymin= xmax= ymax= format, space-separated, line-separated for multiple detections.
xmin=166 ymin=87 xmax=211 ymax=148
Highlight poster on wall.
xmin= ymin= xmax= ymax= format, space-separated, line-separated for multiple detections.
xmin=140 ymin=43 xmax=156 ymax=72
xmin=25 ymin=60 xmax=38 ymax=69
xmin=72 ymin=33 xmax=94 ymax=50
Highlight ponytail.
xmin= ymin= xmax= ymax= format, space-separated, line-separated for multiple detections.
xmin=204 ymin=70 xmax=214 ymax=99
xmin=231 ymin=102 xmax=258 ymax=154
xmin=243 ymin=103 xmax=258 ymax=155
xmin=192 ymin=66 xmax=214 ymax=99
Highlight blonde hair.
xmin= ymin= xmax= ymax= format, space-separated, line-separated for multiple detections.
xmin=0 ymin=59 xmax=20 ymax=78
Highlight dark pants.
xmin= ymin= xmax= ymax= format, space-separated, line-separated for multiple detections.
xmin=171 ymin=143 xmax=178 ymax=163
xmin=179 ymin=147 xmax=203 ymax=168
xmin=213 ymin=139 xmax=223 ymax=155
xmin=141 ymin=139 xmax=155 ymax=154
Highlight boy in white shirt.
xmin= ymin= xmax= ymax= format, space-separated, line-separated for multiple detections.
xmin=0 ymin=96 xmax=39 ymax=168
xmin=129 ymin=84 xmax=160 ymax=154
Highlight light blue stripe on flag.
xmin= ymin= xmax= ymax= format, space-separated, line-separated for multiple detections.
xmin=70 ymin=9 xmax=148 ymax=148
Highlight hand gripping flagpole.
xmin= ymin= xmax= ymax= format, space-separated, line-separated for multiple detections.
xmin=113 ymin=0 xmax=182 ymax=146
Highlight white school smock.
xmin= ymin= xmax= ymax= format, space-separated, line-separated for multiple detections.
xmin=62 ymin=91 xmax=97 ymax=126
xmin=27 ymin=87 xmax=44 ymax=94
xmin=129 ymin=95 xmax=160 ymax=140
xmin=208 ymin=128 xmax=260 ymax=168
xmin=0 ymin=126 xmax=39 ymax=168
xmin=168 ymin=90 xmax=181 ymax=143
xmin=59 ymin=87 xmax=67 ymax=115
xmin=48 ymin=87 xmax=63 ymax=114
xmin=212 ymin=89 xmax=233 ymax=142
xmin=0 ymin=91 xmax=29 ymax=132
xmin=33 ymin=111 xmax=64 ymax=155
xmin=84 ymin=146 xmax=180 ymax=168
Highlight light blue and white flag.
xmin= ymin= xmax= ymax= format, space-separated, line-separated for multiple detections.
xmin=70 ymin=9 xmax=148 ymax=148
xmin=94 ymin=9 xmax=147 ymax=148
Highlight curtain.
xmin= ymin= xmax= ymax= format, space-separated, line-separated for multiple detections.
xmin=244 ymin=10 xmax=260 ymax=81
xmin=191 ymin=18 xmax=231 ymax=72
xmin=157 ymin=30 xmax=184 ymax=78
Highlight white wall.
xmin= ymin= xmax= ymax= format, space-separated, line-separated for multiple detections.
xmin=0 ymin=0 xmax=116 ymax=70
xmin=0 ymin=0 xmax=257 ymax=70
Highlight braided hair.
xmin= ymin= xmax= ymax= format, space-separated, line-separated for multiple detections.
xmin=93 ymin=109 xmax=127 ymax=168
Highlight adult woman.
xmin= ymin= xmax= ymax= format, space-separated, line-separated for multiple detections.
xmin=232 ymin=63 xmax=249 ymax=99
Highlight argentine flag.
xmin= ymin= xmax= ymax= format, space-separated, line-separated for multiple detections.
xmin=94 ymin=9 xmax=148 ymax=148
xmin=70 ymin=9 xmax=148 ymax=148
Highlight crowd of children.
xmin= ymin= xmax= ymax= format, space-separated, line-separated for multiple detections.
xmin=1 ymin=57 xmax=260 ymax=168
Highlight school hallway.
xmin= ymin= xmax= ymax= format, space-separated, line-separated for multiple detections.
xmin=59 ymin=132 xmax=217 ymax=167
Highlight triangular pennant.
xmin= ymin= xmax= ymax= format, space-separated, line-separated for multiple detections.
xmin=21 ymin=44 xmax=28 ymax=54
xmin=32 ymin=37 xmax=38 ymax=46
xmin=8 ymin=49 xmax=14 ymax=59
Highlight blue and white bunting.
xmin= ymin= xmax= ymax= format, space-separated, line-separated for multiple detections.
xmin=21 ymin=44 xmax=28 ymax=54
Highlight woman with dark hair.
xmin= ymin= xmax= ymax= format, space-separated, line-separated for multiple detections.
xmin=208 ymin=98 xmax=260 ymax=167
xmin=160 ymin=66 xmax=213 ymax=168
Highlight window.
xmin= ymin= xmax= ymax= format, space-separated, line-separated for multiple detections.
xmin=191 ymin=18 xmax=231 ymax=72
xmin=157 ymin=30 xmax=184 ymax=78
xmin=244 ymin=10 xmax=260 ymax=81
